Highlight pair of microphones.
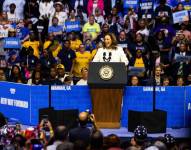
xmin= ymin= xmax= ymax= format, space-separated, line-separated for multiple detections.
xmin=103 ymin=52 xmax=112 ymax=62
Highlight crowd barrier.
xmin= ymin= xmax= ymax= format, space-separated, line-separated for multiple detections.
xmin=0 ymin=82 xmax=190 ymax=128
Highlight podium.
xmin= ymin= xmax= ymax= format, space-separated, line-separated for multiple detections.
xmin=88 ymin=62 xmax=127 ymax=128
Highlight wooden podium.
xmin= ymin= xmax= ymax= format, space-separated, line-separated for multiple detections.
xmin=88 ymin=62 xmax=127 ymax=128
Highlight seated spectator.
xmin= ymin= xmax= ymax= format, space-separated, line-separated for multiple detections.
xmin=47 ymin=125 xmax=68 ymax=150
xmin=8 ymin=65 xmax=25 ymax=83
xmin=76 ymin=67 xmax=88 ymax=85
xmin=57 ymin=40 xmax=76 ymax=72
xmin=27 ymin=70 xmax=42 ymax=85
xmin=94 ymin=8 xmax=104 ymax=26
xmin=57 ymin=64 xmax=73 ymax=85
xmin=147 ymin=65 xmax=163 ymax=86
xmin=176 ymin=76 xmax=185 ymax=86
xmin=162 ymin=76 xmax=171 ymax=86
xmin=0 ymin=68 xmax=6 ymax=81
xmin=129 ymin=76 xmax=140 ymax=86
xmin=43 ymin=66 xmax=62 ymax=85
xmin=64 ymin=76 xmax=73 ymax=85
xmin=56 ymin=142 xmax=74 ymax=150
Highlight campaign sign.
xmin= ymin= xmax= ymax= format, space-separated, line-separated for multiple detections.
xmin=0 ymin=82 xmax=31 ymax=125
xmin=3 ymin=37 xmax=21 ymax=49
xmin=173 ymin=10 xmax=189 ymax=24
xmin=124 ymin=0 xmax=138 ymax=9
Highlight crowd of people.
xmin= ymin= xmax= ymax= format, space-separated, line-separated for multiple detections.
xmin=0 ymin=0 xmax=191 ymax=86
xmin=0 ymin=111 xmax=190 ymax=150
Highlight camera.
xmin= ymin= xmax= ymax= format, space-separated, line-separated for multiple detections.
xmin=85 ymin=109 xmax=94 ymax=123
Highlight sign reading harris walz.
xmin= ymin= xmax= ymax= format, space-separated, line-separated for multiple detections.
xmin=3 ymin=37 xmax=21 ymax=49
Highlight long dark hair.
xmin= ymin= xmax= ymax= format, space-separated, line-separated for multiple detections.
xmin=103 ymin=33 xmax=118 ymax=50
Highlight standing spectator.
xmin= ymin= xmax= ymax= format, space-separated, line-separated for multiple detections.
xmin=24 ymin=0 xmax=40 ymax=22
xmin=57 ymin=40 xmax=76 ymax=72
xmin=97 ymin=23 xmax=110 ymax=43
xmin=72 ymin=44 xmax=92 ymax=84
xmin=83 ymin=15 xmax=101 ymax=40
xmin=3 ymin=0 xmax=25 ymax=19
xmin=68 ymin=31 xmax=82 ymax=51
xmin=6 ymin=3 xmax=18 ymax=23
xmin=87 ymin=0 xmax=104 ymax=16
xmin=16 ymin=19 xmax=30 ymax=43
xmin=136 ymin=19 xmax=149 ymax=40
xmin=94 ymin=8 xmax=104 ymax=26
xmin=65 ymin=9 xmax=81 ymax=34
xmin=49 ymin=1 xmax=67 ymax=27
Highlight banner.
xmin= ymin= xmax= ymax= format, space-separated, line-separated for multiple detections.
xmin=124 ymin=0 xmax=138 ymax=9
xmin=173 ymin=10 xmax=189 ymax=24
xmin=3 ymin=37 xmax=21 ymax=49
xmin=185 ymin=86 xmax=191 ymax=127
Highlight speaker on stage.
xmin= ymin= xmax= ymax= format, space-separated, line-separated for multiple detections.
xmin=128 ymin=110 xmax=167 ymax=133
xmin=0 ymin=112 xmax=6 ymax=127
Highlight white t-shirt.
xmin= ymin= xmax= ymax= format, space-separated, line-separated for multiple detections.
xmin=76 ymin=79 xmax=87 ymax=85
xmin=92 ymin=46 xmax=129 ymax=66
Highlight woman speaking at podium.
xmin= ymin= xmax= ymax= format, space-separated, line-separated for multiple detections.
xmin=92 ymin=33 xmax=129 ymax=66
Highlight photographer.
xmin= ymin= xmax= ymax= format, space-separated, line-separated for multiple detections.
xmin=69 ymin=111 xmax=98 ymax=148
xmin=39 ymin=118 xmax=54 ymax=144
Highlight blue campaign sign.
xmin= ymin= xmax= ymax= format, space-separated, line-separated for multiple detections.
xmin=51 ymin=86 xmax=92 ymax=112
xmin=3 ymin=37 xmax=21 ymax=49
xmin=156 ymin=86 xmax=185 ymax=128
xmin=65 ymin=20 xmax=81 ymax=33
xmin=124 ymin=0 xmax=138 ymax=9
xmin=0 ymin=82 xmax=31 ymax=125
xmin=173 ymin=10 xmax=189 ymax=24
xmin=185 ymin=86 xmax=191 ymax=127
xmin=121 ymin=86 xmax=153 ymax=127
xmin=30 ymin=85 xmax=49 ymax=125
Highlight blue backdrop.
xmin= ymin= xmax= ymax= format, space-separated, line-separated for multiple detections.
xmin=0 ymin=82 xmax=190 ymax=128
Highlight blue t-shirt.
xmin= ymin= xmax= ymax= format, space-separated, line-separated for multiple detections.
xmin=48 ymin=25 xmax=63 ymax=33
xmin=16 ymin=27 xmax=30 ymax=40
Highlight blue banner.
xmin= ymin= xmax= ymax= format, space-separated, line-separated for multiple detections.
xmin=185 ymin=86 xmax=191 ymax=127
xmin=3 ymin=37 xmax=21 ymax=49
xmin=65 ymin=20 xmax=81 ymax=33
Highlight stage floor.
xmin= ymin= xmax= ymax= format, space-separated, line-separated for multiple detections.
xmin=100 ymin=127 xmax=191 ymax=138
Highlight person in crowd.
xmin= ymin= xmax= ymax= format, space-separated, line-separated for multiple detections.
xmin=83 ymin=15 xmax=101 ymax=40
xmin=69 ymin=111 xmax=97 ymax=147
xmin=8 ymin=65 xmax=25 ymax=83
xmin=16 ymin=19 xmax=30 ymax=43
xmin=6 ymin=3 xmax=18 ymax=22
xmin=94 ymin=8 xmax=104 ymax=26
xmin=68 ymin=31 xmax=82 ymax=51
xmin=24 ymin=0 xmax=40 ymax=22
xmin=105 ymin=134 xmax=122 ymax=150
xmin=3 ymin=0 xmax=25 ymax=20
xmin=87 ymin=0 xmax=104 ymax=16
xmin=43 ymin=66 xmax=62 ymax=85
xmin=48 ymin=17 xmax=63 ymax=41
xmin=75 ymin=6 xmax=88 ymax=25
xmin=76 ymin=67 xmax=88 ymax=85
xmin=57 ymin=40 xmax=76 ymax=72
xmin=162 ymin=76 xmax=171 ymax=86
xmin=129 ymin=75 xmax=140 ymax=86
xmin=56 ymin=142 xmax=74 ymax=150
xmin=147 ymin=65 xmax=162 ymax=86
xmin=72 ymin=44 xmax=92 ymax=84
xmin=49 ymin=1 xmax=67 ymax=27
xmin=130 ymin=125 xmax=148 ymax=149
xmin=57 ymin=64 xmax=72 ymax=84
xmin=22 ymin=32 xmax=40 ymax=59
xmin=0 ymin=68 xmax=6 ymax=81
xmin=136 ymin=19 xmax=149 ymax=40
xmin=176 ymin=76 xmax=185 ymax=86
xmin=96 ymin=23 xmax=110 ymax=43
xmin=84 ymin=33 xmax=96 ymax=52
xmin=93 ymin=33 xmax=129 ymax=66
xmin=7 ymin=50 xmax=20 ymax=68
xmin=65 ymin=9 xmax=81 ymax=34
xmin=90 ymin=130 xmax=104 ymax=150
xmin=27 ymin=70 xmax=42 ymax=85
xmin=46 ymin=125 xmax=68 ymax=150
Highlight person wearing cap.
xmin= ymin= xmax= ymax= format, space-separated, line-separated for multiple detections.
xmin=57 ymin=63 xmax=73 ymax=85
xmin=49 ymin=1 xmax=67 ymax=27
xmin=130 ymin=125 xmax=148 ymax=149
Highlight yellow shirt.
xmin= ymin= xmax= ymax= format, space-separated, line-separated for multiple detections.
xmin=70 ymin=39 xmax=82 ymax=51
xmin=82 ymin=22 xmax=100 ymax=39
xmin=22 ymin=41 xmax=40 ymax=58
xmin=91 ymin=49 xmax=97 ymax=58
xmin=43 ymin=41 xmax=62 ymax=57
xmin=73 ymin=51 xmax=92 ymax=77
xmin=134 ymin=57 xmax=145 ymax=68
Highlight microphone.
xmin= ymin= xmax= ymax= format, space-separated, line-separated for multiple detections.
xmin=103 ymin=52 xmax=111 ymax=62
xmin=103 ymin=52 xmax=106 ymax=57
